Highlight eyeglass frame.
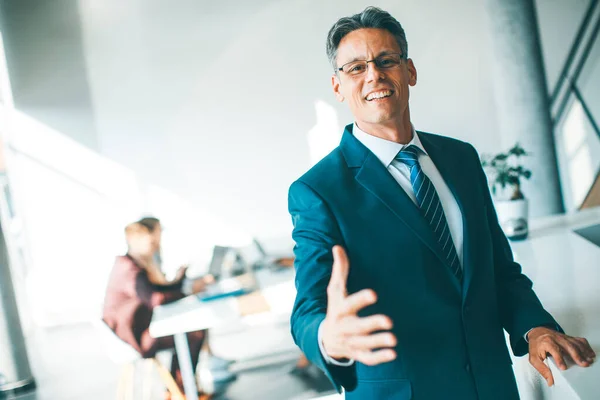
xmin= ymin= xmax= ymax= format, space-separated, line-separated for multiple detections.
xmin=336 ymin=52 xmax=406 ymax=74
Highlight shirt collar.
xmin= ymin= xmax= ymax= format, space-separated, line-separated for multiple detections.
xmin=353 ymin=122 xmax=428 ymax=167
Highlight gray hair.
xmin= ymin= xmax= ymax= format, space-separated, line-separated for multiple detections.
xmin=326 ymin=6 xmax=408 ymax=71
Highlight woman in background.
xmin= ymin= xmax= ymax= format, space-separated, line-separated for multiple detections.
xmin=102 ymin=221 xmax=212 ymax=399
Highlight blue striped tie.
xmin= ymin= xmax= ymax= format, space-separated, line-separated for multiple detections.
xmin=395 ymin=145 xmax=463 ymax=280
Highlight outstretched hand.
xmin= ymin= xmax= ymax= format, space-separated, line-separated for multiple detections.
xmin=320 ymin=245 xmax=397 ymax=366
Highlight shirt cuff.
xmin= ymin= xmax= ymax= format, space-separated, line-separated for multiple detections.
xmin=318 ymin=321 xmax=355 ymax=366
xmin=524 ymin=328 xmax=534 ymax=343
xmin=524 ymin=325 xmax=560 ymax=343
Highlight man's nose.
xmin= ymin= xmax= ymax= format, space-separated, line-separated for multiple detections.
xmin=365 ymin=61 xmax=385 ymax=82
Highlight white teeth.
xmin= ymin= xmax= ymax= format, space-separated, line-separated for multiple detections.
xmin=366 ymin=90 xmax=392 ymax=100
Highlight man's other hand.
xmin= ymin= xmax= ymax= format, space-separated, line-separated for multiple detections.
xmin=528 ymin=327 xmax=596 ymax=387
xmin=321 ymin=245 xmax=397 ymax=366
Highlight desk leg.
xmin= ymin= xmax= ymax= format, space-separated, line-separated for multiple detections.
xmin=174 ymin=332 xmax=198 ymax=399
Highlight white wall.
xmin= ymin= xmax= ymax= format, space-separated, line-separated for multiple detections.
xmin=66 ymin=0 xmax=503 ymax=240
xmin=4 ymin=1 xmax=599 ymax=235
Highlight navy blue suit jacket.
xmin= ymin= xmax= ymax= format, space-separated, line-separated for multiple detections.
xmin=288 ymin=124 xmax=561 ymax=399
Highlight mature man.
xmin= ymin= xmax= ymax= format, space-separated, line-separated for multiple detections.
xmin=288 ymin=7 xmax=595 ymax=399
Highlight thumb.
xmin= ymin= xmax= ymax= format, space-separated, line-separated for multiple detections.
xmin=328 ymin=245 xmax=349 ymax=303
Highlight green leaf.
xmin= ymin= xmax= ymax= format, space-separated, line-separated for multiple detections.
xmin=509 ymin=143 xmax=528 ymax=157
xmin=508 ymin=176 xmax=519 ymax=185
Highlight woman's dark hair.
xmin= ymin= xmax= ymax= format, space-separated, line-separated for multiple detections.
xmin=137 ymin=216 xmax=161 ymax=232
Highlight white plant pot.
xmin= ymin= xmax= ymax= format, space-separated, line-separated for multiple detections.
xmin=493 ymin=198 xmax=529 ymax=240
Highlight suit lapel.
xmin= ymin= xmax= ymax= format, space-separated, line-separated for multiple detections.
xmin=418 ymin=132 xmax=477 ymax=299
xmin=340 ymin=126 xmax=461 ymax=290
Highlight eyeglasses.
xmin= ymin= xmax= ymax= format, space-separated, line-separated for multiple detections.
xmin=337 ymin=53 xmax=404 ymax=76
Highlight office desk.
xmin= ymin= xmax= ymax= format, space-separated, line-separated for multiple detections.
xmin=509 ymin=207 xmax=600 ymax=399
xmin=149 ymin=268 xmax=296 ymax=398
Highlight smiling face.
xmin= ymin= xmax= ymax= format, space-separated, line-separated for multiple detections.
xmin=332 ymin=28 xmax=417 ymax=130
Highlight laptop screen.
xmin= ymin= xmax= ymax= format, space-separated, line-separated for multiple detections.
xmin=207 ymin=245 xmax=230 ymax=278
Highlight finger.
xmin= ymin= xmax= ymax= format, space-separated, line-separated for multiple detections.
xmin=575 ymin=337 xmax=596 ymax=360
xmin=561 ymin=339 xmax=591 ymax=367
xmin=347 ymin=332 xmax=397 ymax=352
xmin=353 ymin=349 xmax=397 ymax=366
xmin=340 ymin=289 xmax=377 ymax=316
xmin=342 ymin=314 xmax=393 ymax=335
xmin=529 ymin=354 xmax=554 ymax=387
xmin=546 ymin=344 xmax=567 ymax=371
xmin=327 ymin=245 xmax=349 ymax=302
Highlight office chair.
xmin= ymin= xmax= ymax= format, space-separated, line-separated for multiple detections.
xmin=94 ymin=319 xmax=185 ymax=400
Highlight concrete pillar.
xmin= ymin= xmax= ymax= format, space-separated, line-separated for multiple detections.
xmin=484 ymin=0 xmax=564 ymax=216
xmin=0 ymin=13 xmax=35 ymax=393
xmin=0 ymin=220 xmax=35 ymax=395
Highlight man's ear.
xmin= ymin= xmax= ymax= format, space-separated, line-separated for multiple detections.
xmin=332 ymin=74 xmax=345 ymax=102
xmin=406 ymin=58 xmax=417 ymax=86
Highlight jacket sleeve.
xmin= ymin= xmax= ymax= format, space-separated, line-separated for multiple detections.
xmin=288 ymin=179 xmax=357 ymax=392
xmin=117 ymin=258 xmax=184 ymax=309
xmin=135 ymin=273 xmax=185 ymax=309
xmin=469 ymin=144 xmax=563 ymax=356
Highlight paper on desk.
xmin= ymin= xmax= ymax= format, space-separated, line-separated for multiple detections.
xmin=237 ymin=291 xmax=271 ymax=316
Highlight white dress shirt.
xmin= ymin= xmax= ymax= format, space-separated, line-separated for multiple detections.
xmin=319 ymin=122 xmax=465 ymax=366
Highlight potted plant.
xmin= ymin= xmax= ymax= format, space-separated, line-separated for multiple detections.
xmin=481 ymin=143 xmax=532 ymax=240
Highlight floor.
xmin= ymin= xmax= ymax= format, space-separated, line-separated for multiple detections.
xmin=1 ymin=322 xmax=337 ymax=400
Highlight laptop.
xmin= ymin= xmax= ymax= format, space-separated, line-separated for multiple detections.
xmin=196 ymin=245 xmax=257 ymax=302
xmin=207 ymin=245 xmax=230 ymax=279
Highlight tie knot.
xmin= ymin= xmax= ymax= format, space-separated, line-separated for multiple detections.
xmin=395 ymin=145 xmax=420 ymax=168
